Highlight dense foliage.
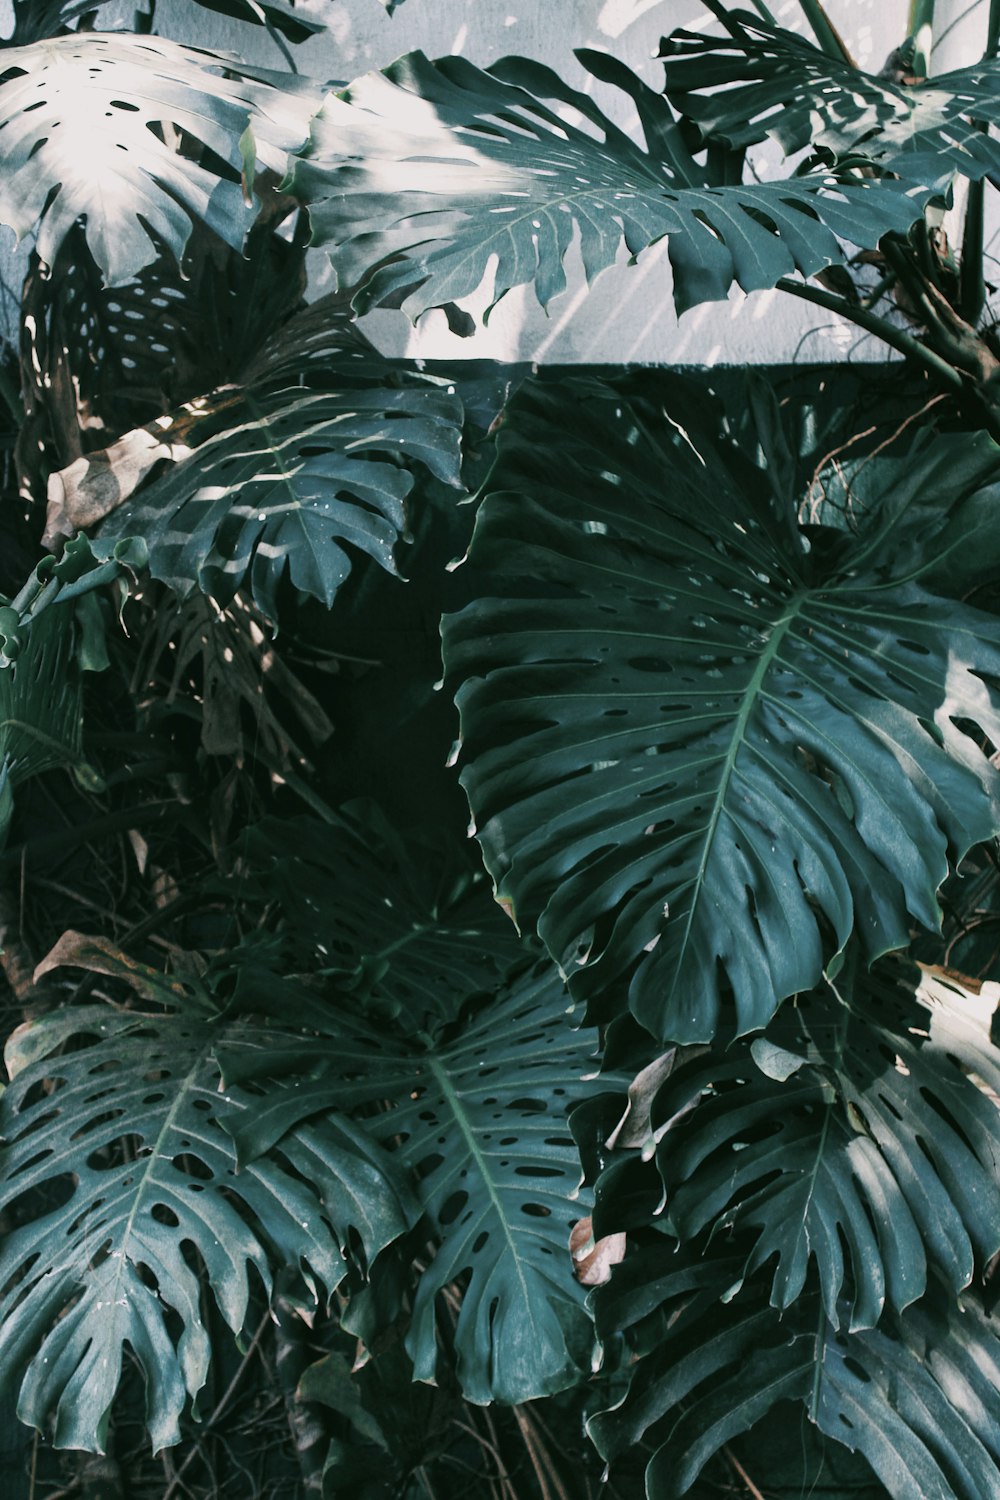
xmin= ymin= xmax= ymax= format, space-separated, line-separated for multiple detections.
xmin=2 ymin=1 xmax=1000 ymax=1497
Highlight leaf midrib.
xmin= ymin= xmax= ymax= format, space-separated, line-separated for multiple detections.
xmin=103 ymin=1034 xmax=214 ymax=1332
xmin=424 ymin=1051 xmax=534 ymax=1314
xmin=665 ymin=591 xmax=809 ymax=1014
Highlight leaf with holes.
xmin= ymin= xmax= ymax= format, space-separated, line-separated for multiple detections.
xmin=589 ymin=1251 xmax=1000 ymax=1500
xmin=442 ymin=376 xmax=1000 ymax=1042
xmin=288 ymin=48 xmax=928 ymax=321
xmin=634 ymin=960 xmax=1000 ymax=1329
xmin=0 ymin=32 xmax=318 ymax=283
xmin=93 ymin=302 xmax=464 ymax=620
xmin=0 ymin=1005 xmax=415 ymax=1452
xmin=221 ymin=961 xmax=608 ymax=1404
xmin=660 ymin=10 xmax=1000 ymax=188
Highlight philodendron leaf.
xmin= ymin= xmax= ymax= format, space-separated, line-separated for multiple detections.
xmin=0 ymin=1006 xmax=414 ymax=1452
xmin=94 ymin=300 xmax=464 ymax=620
xmin=661 ymin=10 xmax=1000 ymax=187
xmin=642 ymin=960 xmax=1000 ymax=1329
xmin=221 ymin=961 xmax=607 ymax=1404
xmin=589 ymin=1254 xmax=1000 ymax=1500
xmin=441 ymin=377 xmax=1000 ymax=1042
xmin=288 ymin=48 xmax=927 ymax=321
xmin=0 ymin=33 xmax=318 ymax=283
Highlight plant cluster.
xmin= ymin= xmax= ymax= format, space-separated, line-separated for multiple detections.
xmin=2 ymin=1 xmax=1000 ymax=1497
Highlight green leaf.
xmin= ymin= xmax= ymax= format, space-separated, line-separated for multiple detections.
xmin=645 ymin=959 xmax=1000 ymax=1329
xmin=288 ymin=49 xmax=928 ymax=321
xmin=184 ymin=0 xmax=327 ymax=43
xmin=222 ymin=962 xmax=608 ymax=1404
xmin=95 ymin=300 xmax=465 ymax=621
xmin=0 ymin=1006 xmax=414 ymax=1452
xmin=661 ymin=10 xmax=1000 ymax=187
xmin=8 ymin=0 xmax=327 ymax=44
xmin=591 ymin=1258 xmax=1000 ymax=1500
xmin=0 ymin=604 xmax=83 ymax=788
xmin=441 ymin=377 xmax=1000 ymax=1042
xmin=241 ymin=806 xmax=526 ymax=1031
xmin=0 ymin=540 xmax=133 ymax=843
xmin=0 ymin=33 xmax=318 ymax=283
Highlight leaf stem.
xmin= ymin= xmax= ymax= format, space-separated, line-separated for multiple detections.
xmin=775 ymin=278 xmax=964 ymax=390
xmin=987 ymin=0 xmax=1000 ymax=57
xmin=795 ymin=0 xmax=856 ymax=65
xmin=908 ymin=0 xmax=935 ymax=75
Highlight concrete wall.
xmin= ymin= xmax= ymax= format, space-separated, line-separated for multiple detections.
xmin=1 ymin=0 xmax=993 ymax=366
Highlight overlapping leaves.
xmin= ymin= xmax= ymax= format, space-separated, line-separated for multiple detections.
xmin=0 ymin=1003 xmax=414 ymax=1452
xmin=93 ymin=299 xmax=465 ymax=620
xmin=240 ymin=806 xmax=524 ymax=1032
xmin=7 ymin=0 xmax=327 ymax=44
xmin=589 ymin=1245 xmax=1000 ymax=1500
xmin=660 ymin=9 xmax=1000 ymax=187
xmin=288 ymin=48 xmax=927 ymax=320
xmin=222 ymin=955 xmax=606 ymax=1405
xmin=0 ymin=31 xmax=318 ymax=282
xmin=630 ymin=962 xmax=1000 ymax=1329
xmin=442 ymin=377 xmax=1000 ymax=1042
xmin=216 ymin=808 xmax=606 ymax=1403
xmin=0 ymin=536 xmax=147 ymax=843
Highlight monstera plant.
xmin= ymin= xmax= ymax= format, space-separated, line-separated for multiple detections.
xmin=2 ymin=1 xmax=1000 ymax=1497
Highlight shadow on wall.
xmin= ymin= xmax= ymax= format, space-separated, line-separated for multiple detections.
xmin=0 ymin=0 xmax=991 ymax=367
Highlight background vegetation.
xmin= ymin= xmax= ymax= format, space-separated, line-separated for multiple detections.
xmin=2 ymin=2 xmax=1000 ymax=1497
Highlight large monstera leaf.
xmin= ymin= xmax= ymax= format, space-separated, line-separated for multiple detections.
xmin=589 ymin=1247 xmax=1000 ymax=1500
xmin=635 ymin=961 xmax=1000 ymax=1330
xmin=93 ymin=300 xmax=464 ymax=620
xmin=288 ymin=49 xmax=927 ymax=320
xmin=442 ymin=378 xmax=1000 ymax=1042
xmin=661 ymin=10 xmax=1000 ymax=187
xmin=222 ymin=961 xmax=607 ymax=1405
xmin=0 ymin=32 xmax=318 ymax=282
xmin=0 ymin=1004 xmax=414 ymax=1452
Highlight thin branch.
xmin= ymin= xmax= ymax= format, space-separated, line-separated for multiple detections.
xmin=161 ymin=1309 xmax=271 ymax=1500
xmin=776 ymin=277 xmax=964 ymax=389
xmin=512 ymin=1406 xmax=574 ymax=1500
xmin=724 ymin=1444 xmax=769 ymax=1500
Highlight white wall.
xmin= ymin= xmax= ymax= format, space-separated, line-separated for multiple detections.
xmin=1 ymin=0 xmax=992 ymax=367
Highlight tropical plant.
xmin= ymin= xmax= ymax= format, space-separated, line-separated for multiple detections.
xmin=2 ymin=1 xmax=1000 ymax=1498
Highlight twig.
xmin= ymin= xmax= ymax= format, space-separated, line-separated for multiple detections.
xmin=776 ymin=277 xmax=964 ymax=391
xmin=162 ymin=1308 xmax=271 ymax=1500
xmin=724 ymin=1444 xmax=769 ymax=1500
xmin=512 ymin=1406 xmax=574 ymax=1500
